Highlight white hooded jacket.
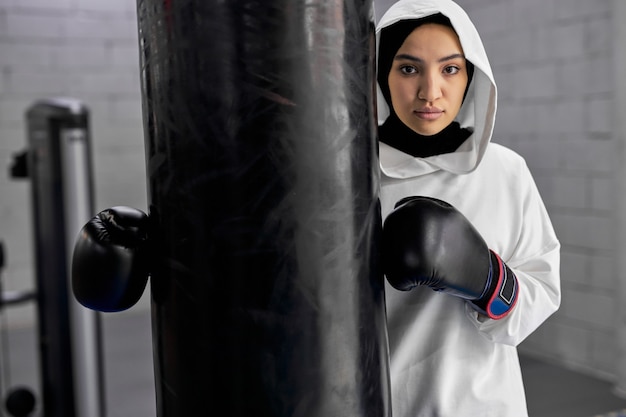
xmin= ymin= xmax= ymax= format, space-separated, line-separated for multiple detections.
xmin=376 ymin=1 xmax=561 ymax=416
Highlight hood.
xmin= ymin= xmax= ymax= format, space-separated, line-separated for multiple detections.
xmin=376 ymin=0 xmax=497 ymax=177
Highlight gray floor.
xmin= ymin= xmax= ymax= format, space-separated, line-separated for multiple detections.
xmin=521 ymin=355 xmax=626 ymax=417
xmin=3 ymin=310 xmax=626 ymax=417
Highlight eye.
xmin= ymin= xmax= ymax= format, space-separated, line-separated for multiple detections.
xmin=400 ymin=65 xmax=418 ymax=75
xmin=443 ymin=65 xmax=461 ymax=75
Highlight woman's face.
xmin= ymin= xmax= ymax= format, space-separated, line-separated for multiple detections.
xmin=387 ymin=23 xmax=469 ymax=136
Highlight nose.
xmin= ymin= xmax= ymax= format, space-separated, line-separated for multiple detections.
xmin=417 ymin=71 xmax=442 ymax=102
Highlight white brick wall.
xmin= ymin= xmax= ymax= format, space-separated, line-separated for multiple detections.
xmin=0 ymin=0 xmax=148 ymax=327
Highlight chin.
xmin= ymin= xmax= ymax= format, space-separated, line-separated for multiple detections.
xmin=411 ymin=125 xmax=445 ymax=137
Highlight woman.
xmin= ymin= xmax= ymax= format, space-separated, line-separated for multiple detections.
xmin=376 ymin=0 xmax=561 ymax=416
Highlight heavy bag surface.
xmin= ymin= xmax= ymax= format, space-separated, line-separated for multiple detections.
xmin=136 ymin=0 xmax=389 ymax=415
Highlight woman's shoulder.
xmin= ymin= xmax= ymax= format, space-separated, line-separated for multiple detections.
xmin=473 ymin=142 xmax=538 ymax=189
xmin=485 ymin=141 xmax=525 ymax=159
xmin=482 ymin=142 xmax=529 ymax=171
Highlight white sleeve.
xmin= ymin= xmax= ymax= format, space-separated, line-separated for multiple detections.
xmin=465 ymin=162 xmax=561 ymax=346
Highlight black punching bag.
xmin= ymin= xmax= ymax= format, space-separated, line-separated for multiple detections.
xmin=136 ymin=0 xmax=389 ymax=415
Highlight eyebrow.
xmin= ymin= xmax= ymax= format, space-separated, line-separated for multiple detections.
xmin=394 ymin=53 xmax=466 ymax=63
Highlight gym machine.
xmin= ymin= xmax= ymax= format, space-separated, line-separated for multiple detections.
xmin=3 ymin=98 xmax=105 ymax=417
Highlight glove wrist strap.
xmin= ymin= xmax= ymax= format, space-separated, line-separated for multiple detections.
xmin=471 ymin=251 xmax=519 ymax=320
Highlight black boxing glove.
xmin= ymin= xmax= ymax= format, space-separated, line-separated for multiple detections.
xmin=72 ymin=206 xmax=150 ymax=312
xmin=382 ymin=196 xmax=519 ymax=320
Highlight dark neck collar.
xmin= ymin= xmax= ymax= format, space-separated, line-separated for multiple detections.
xmin=379 ymin=113 xmax=472 ymax=158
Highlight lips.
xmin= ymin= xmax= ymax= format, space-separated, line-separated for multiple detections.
xmin=414 ymin=108 xmax=443 ymax=121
